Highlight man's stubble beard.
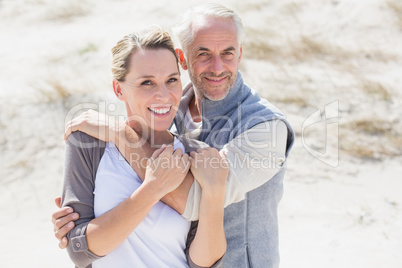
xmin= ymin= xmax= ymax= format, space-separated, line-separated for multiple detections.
xmin=189 ymin=70 xmax=237 ymax=101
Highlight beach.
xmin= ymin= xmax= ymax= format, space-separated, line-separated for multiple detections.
xmin=0 ymin=0 xmax=401 ymax=267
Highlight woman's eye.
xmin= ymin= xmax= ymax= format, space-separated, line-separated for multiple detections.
xmin=141 ymin=80 xmax=152 ymax=85
xmin=168 ymin=78 xmax=178 ymax=83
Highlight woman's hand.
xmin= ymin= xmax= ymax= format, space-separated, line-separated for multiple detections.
xmin=143 ymin=144 xmax=191 ymax=199
xmin=190 ymin=148 xmax=229 ymax=193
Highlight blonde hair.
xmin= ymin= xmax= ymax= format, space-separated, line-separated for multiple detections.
xmin=111 ymin=26 xmax=178 ymax=81
xmin=173 ymin=4 xmax=244 ymax=55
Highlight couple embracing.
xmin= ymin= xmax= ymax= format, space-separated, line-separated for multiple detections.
xmin=52 ymin=3 xmax=294 ymax=268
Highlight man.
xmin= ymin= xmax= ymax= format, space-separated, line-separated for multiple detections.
xmin=53 ymin=4 xmax=294 ymax=268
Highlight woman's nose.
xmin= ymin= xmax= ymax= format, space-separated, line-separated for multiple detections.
xmin=155 ymin=84 xmax=171 ymax=99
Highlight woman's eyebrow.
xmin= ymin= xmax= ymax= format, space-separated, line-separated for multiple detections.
xmin=136 ymin=75 xmax=155 ymax=80
xmin=135 ymin=72 xmax=180 ymax=80
xmin=168 ymin=72 xmax=180 ymax=77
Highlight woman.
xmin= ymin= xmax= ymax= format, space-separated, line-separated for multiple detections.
xmin=61 ymin=26 xmax=227 ymax=268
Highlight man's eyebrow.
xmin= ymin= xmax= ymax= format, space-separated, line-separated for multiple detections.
xmin=197 ymin=47 xmax=210 ymax=52
xmin=223 ymin=46 xmax=236 ymax=52
xmin=196 ymin=46 xmax=236 ymax=52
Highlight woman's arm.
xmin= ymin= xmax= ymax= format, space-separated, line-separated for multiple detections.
xmin=187 ymin=147 xmax=228 ymax=267
xmin=61 ymin=132 xmax=190 ymax=267
xmin=85 ymin=144 xmax=191 ymax=256
xmin=63 ymin=110 xmax=192 ymax=215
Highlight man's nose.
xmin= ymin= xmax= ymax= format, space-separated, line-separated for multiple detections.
xmin=209 ymin=54 xmax=225 ymax=74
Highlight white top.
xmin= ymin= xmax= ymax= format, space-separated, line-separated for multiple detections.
xmin=93 ymin=137 xmax=191 ymax=268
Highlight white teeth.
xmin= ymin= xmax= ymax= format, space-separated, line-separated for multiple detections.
xmin=149 ymin=107 xmax=171 ymax=115
xmin=207 ymin=77 xmax=223 ymax=81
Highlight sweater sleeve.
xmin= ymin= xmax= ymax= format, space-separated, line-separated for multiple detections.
xmin=182 ymin=120 xmax=288 ymax=221
xmin=185 ymin=221 xmax=224 ymax=268
xmin=61 ymin=131 xmax=105 ymax=268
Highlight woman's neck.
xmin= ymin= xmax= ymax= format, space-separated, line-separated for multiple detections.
xmin=129 ymin=121 xmax=174 ymax=147
xmin=147 ymin=130 xmax=175 ymax=146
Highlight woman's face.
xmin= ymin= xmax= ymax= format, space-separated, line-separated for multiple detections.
xmin=115 ymin=48 xmax=182 ymax=132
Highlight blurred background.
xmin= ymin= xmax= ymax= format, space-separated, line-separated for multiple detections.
xmin=0 ymin=0 xmax=401 ymax=267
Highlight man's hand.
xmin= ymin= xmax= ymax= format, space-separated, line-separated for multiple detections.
xmin=52 ymin=197 xmax=79 ymax=249
xmin=64 ymin=109 xmax=124 ymax=142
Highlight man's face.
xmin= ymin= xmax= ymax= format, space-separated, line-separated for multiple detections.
xmin=185 ymin=17 xmax=242 ymax=101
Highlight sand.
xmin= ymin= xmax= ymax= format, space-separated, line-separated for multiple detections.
xmin=0 ymin=0 xmax=401 ymax=267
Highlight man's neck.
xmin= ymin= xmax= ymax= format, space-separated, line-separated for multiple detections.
xmin=189 ymin=94 xmax=202 ymax=123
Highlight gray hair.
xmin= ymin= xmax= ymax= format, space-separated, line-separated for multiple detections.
xmin=173 ymin=4 xmax=244 ymax=55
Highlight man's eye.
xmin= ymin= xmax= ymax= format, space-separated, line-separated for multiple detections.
xmin=199 ymin=52 xmax=208 ymax=56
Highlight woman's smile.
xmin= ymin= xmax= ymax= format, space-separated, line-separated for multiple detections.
xmin=148 ymin=106 xmax=172 ymax=116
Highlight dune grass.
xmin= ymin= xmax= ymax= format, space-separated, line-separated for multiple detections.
xmin=360 ymin=79 xmax=392 ymax=101
xmin=0 ymin=0 xmax=92 ymax=22
xmin=340 ymin=117 xmax=401 ymax=159
xmin=387 ymin=1 xmax=402 ymax=28
xmin=243 ymin=31 xmax=353 ymax=64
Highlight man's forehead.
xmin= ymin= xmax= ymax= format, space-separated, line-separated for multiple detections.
xmin=191 ymin=14 xmax=210 ymax=30
xmin=191 ymin=15 xmax=237 ymax=36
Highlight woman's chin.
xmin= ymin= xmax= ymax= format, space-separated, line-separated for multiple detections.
xmin=148 ymin=123 xmax=173 ymax=133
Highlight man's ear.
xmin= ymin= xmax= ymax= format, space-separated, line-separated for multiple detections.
xmin=238 ymin=45 xmax=243 ymax=64
xmin=112 ymin=80 xmax=125 ymax=100
xmin=175 ymin=48 xmax=188 ymax=70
